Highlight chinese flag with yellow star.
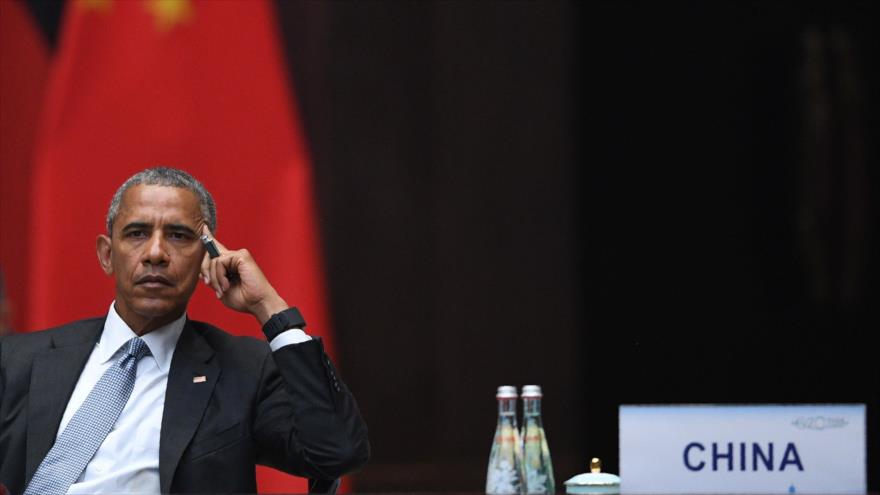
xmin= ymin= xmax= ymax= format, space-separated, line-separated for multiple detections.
xmin=28 ymin=0 xmax=334 ymax=492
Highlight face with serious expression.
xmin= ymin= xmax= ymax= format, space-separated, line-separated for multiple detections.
xmin=97 ymin=185 xmax=206 ymax=335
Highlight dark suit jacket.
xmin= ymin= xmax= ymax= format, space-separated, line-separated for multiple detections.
xmin=0 ymin=317 xmax=370 ymax=494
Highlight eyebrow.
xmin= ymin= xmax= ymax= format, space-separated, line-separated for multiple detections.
xmin=121 ymin=222 xmax=151 ymax=232
xmin=165 ymin=224 xmax=198 ymax=236
xmin=120 ymin=222 xmax=197 ymax=235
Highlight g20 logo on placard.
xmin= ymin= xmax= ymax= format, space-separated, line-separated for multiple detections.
xmin=683 ymin=442 xmax=804 ymax=472
xmin=792 ymin=416 xmax=848 ymax=430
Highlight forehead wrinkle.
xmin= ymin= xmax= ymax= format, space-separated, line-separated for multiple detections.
xmin=117 ymin=186 xmax=203 ymax=231
xmin=119 ymin=213 xmax=200 ymax=231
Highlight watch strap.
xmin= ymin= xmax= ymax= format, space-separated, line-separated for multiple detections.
xmin=262 ymin=307 xmax=306 ymax=341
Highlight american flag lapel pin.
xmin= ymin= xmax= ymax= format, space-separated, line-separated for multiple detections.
xmin=193 ymin=375 xmax=207 ymax=383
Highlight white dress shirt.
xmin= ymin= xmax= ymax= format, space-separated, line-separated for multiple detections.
xmin=56 ymin=302 xmax=310 ymax=494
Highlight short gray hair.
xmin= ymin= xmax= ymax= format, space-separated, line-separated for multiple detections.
xmin=106 ymin=167 xmax=217 ymax=235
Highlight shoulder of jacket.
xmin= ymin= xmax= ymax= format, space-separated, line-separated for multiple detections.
xmin=2 ymin=316 xmax=103 ymax=343
xmin=186 ymin=319 xmax=269 ymax=353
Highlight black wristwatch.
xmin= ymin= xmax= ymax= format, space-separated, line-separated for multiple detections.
xmin=262 ymin=307 xmax=307 ymax=341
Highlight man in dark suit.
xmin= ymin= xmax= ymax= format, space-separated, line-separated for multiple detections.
xmin=0 ymin=167 xmax=369 ymax=494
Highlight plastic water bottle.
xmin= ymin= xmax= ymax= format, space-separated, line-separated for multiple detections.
xmin=521 ymin=385 xmax=554 ymax=494
xmin=486 ymin=385 xmax=525 ymax=494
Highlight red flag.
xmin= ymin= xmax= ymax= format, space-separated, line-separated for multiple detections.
xmin=27 ymin=0 xmax=334 ymax=491
xmin=0 ymin=0 xmax=50 ymax=335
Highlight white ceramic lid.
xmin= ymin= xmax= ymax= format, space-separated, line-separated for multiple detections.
xmin=564 ymin=458 xmax=620 ymax=487
xmin=564 ymin=472 xmax=621 ymax=487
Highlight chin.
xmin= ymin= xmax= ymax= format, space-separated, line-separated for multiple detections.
xmin=131 ymin=297 xmax=186 ymax=320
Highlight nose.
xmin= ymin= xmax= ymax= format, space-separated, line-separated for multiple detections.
xmin=143 ymin=232 xmax=170 ymax=266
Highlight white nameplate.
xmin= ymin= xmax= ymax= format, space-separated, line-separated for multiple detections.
xmin=619 ymin=404 xmax=866 ymax=494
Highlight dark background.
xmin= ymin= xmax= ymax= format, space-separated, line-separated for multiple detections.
xmin=25 ymin=0 xmax=880 ymax=490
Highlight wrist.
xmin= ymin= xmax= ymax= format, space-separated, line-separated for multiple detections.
xmin=251 ymin=294 xmax=289 ymax=325
xmin=261 ymin=306 xmax=307 ymax=342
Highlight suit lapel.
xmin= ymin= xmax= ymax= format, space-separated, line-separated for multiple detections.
xmin=25 ymin=320 xmax=103 ymax=483
xmin=159 ymin=320 xmax=220 ymax=494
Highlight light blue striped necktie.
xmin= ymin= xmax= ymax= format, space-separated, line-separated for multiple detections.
xmin=24 ymin=337 xmax=151 ymax=495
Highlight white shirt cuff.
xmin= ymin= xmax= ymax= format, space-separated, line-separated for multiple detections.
xmin=269 ymin=328 xmax=312 ymax=351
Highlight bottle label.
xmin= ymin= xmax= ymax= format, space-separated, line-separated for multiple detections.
xmin=487 ymin=459 xmax=521 ymax=495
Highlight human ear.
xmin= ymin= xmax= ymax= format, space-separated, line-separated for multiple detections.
xmin=96 ymin=234 xmax=114 ymax=275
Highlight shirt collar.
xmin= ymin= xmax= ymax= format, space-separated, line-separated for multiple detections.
xmin=100 ymin=302 xmax=186 ymax=373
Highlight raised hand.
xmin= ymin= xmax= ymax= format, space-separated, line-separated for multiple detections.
xmin=199 ymin=226 xmax=288 ymax=325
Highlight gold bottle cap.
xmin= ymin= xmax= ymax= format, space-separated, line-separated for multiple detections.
xmin=590 ymin=458 xmax=601 ymax=473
